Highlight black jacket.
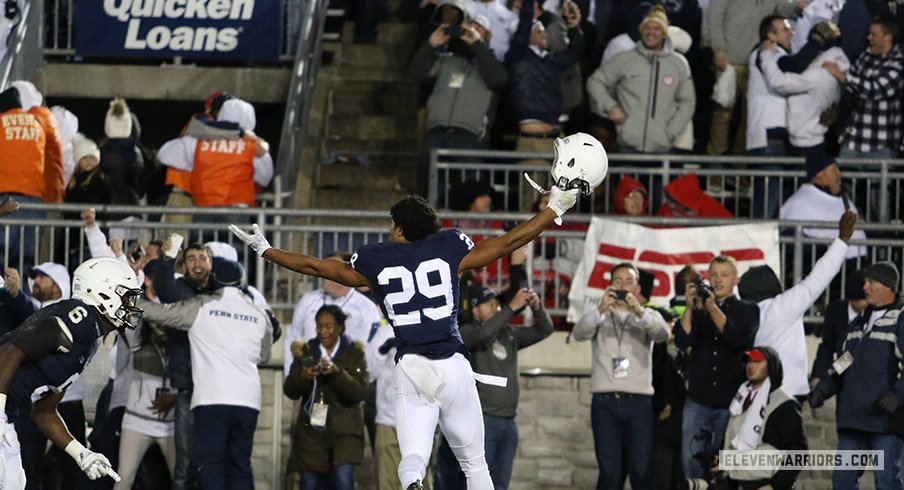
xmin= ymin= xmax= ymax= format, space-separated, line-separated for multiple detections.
xmin=675 ymin=295 xmax=760 ymax=407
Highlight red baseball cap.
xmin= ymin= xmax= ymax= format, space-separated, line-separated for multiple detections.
xmin=744 ymin=349 xmax=767 ymax=362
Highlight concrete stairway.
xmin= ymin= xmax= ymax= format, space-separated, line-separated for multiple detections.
xmin=312 ymin=21 xmax=422 ymax=212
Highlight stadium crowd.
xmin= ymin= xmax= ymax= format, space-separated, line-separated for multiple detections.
xmin=0 ymin=1 xmax=904 ymax=489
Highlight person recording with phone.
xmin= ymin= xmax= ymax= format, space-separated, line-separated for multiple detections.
xmin=572 ymin=262 xmax=669 ymax=490
xmin=780 ymin=153 xmax=868 ymax=258
xmin=284 ymin=305 xmax=369 ymax=490
xmin=675 ymin=256 xmax=760 ymax=481
xmin=455 ymin=286 xmax=553 ymax=490
xmin=406 ymin=2 xmax=509 ymax=196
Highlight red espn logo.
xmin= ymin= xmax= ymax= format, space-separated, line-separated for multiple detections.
xmin=587 ymin=243 xmax=766 ymax=297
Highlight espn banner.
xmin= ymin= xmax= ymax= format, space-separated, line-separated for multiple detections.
xmin=74 ymin=0 xmax=281 ymax=60
xmin=566 ymin=219 xmax=780 ymax=322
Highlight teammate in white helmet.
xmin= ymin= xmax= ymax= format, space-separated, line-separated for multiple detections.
xmin=230 ymin=133 xmax=606 ymax=490
xmin=0 ymin=257 xmax=143 ymax=489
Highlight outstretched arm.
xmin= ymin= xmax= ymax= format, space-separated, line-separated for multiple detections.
xmin=264 ymin=249 xmax=370 ymax=287
xmin=459 ymin=187 xmax=578 ymax=272
xmin=229 ymin=223 xmax=370 ymax=287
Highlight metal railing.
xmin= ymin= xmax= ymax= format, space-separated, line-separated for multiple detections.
xmin=3 ymin=203 xmax=902 ymax=323
xmin=1 ymin=0 xmax=39 ymax=88
xmin=276 ymin=0 xmax=330 ymax=203
xmin=429 ymin=150 xmax=904 ymax=223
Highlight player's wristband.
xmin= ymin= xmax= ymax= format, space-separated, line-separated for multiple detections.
xmin=65 ymin=439 xmax=89 ymax=462
xmin=0 ymin=393 xmax=6 ymax=415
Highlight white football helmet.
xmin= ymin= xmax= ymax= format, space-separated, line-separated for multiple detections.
xmin=550 ymin=132 xmax=608 ymax=195
xmin=72 ymin=258 xmax=143 ymax=329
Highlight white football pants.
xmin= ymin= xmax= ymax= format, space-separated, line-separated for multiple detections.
xmin=1 ymin=422 xmax=26 ymax=490
xmin=395 ymin=353 xmax=493 ymax=490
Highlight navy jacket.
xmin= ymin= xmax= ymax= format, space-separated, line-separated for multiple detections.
xmin=819 ymin=299 xmax=904 ymax=433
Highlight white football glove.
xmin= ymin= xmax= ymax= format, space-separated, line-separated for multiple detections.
xmin=65 ymin=440 xmax=121 ymax=482
xmin=77 ymin=450 xmax=121 ymax=482
xmin=547 ymin=186 xmax=580 ymax=225
xmin=228 ymin=223 xmax=272 ymax=257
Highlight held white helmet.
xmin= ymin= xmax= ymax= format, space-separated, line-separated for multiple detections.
xmin=72 ymin=258 xmax=143 ymax=329
xmin=550 ymin=132 xmax=609 ymax=195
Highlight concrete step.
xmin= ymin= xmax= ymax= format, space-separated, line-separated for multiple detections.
xmin=342 ymin=21 xmax=419 ymax=46
xmin=340 ymin=44 xmax=412 ymax=69
xmin=328 ymin=114 xmax=417 ymax=141
xmin=318 ymin=159 xmax=419 ymax=190
xmin=324 ymin=137 xmax=420 ymax=156
xmin=335 ymin=64 xmax=410 ymax=82
xmin=330 ymin=80 xmax=419 ymax=116
xmin=315 ymin=187 xmax=409 ymax=210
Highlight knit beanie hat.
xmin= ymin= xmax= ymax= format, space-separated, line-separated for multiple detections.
xmin=639 ymin=4 xmax=669 ymax=34
xmin=105 ymin=98 xmax=133 ymax=138
xmin=864 ymin=262 xmax=900 ymax=292
xmin=73 ymin=135 xmax=100 ymax=164
xmin=806 ymin=153 xmax=835 ymax=181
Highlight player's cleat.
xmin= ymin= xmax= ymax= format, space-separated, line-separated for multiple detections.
xmin=407 ymin=480 xmax=425 ymax=490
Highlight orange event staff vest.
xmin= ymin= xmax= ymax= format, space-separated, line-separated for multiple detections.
xmin=0 ymin=108 xmax=47 ymax=199
xmin=165 ymin=167 xmax=193 ymax=195
xmin=190 ymin=137 xmax=256 ymax=207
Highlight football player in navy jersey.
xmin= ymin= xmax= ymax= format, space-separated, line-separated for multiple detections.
xmin=0 ymin=257 xmax=143 ymax=489
xmin=231 ymin=134 xmax=606 ymax=490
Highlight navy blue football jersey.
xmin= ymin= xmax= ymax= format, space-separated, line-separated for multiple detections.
xmin=351 ymin=229 xmax=474 ymax=360
xmin=1 ymin=299 xmax=104 ymax=422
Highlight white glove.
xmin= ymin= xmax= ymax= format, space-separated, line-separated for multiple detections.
xmin=79 ymin=451 xmax=121 ymax=481
xmin=66 ymin=440 xmax=121 ymax=482
xmin=547 ymin=186 xmax=580 ymax=225
xmin=228 ymin=223 xmax=272 ymax=257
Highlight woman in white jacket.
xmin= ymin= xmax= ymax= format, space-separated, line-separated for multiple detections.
xmin=113 ymin=272 xmax=176 ymax=489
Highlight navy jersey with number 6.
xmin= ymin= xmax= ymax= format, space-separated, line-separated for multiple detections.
xmin=0 ymin=299 xmax=104 ymax=422
xmin=351 ymin=229 xmax=474 ymax=361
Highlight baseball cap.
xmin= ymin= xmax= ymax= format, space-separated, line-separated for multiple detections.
xmin=744 ymin=349 xmax=767 ymax=362
xmin=29 ymin=262 xmax=71 ymax=300
xmin=469 ymin=286 xmax=498 ymax=307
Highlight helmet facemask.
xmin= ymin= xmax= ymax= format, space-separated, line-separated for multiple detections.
xmin=99 ymin=285 xmax=143 ymax=330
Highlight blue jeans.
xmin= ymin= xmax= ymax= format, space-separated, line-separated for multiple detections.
xmin=172 ymin=389 xmax=194 ymax=490
xmin=590 ymin=393 xmax=654 ymax=490
xmin=300 ymin=464 xmax=356 ymax=490
xmin=484 ymin=415 xmax=518 ymax=490
xmin=833 ymin=429 xmax=903 ymax=490
xmin=0 ymin=193 xmax=44 ymax=272
xmin=192 ymin=405 xmax=259 ymax=490
xmin=681 ymin=399 xmax=730 ymax=479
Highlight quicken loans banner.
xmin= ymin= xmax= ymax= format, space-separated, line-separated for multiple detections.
xmin=567 ymin=219 xmax=780 ymax=322
xmin=75 ymin=0 xmax=280 ymax=60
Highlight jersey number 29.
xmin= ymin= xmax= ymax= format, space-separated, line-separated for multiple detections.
xmin=377 ymin=258 xmax=453 ymax=326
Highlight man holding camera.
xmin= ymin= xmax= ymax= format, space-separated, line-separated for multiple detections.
xmin=675 ymin=256 xmax=760 ymax=480
xmin=573 ymin=262 xmax=670 ymax=490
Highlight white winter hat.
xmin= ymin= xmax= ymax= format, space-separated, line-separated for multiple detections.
xmin=30 ymin=262 xmax=71 ymax=300
xmin=205 ymin=241 xmax=239 ymax=262
xmin=73 ymin=135 xmax=100 ymax=164
xmin=105 ymin=98 xmax=133 ymax=138
xmin=10 ymin=80 xmax=42 ymax=111
xmin=217 ymin=98 xmax=256 ymax=131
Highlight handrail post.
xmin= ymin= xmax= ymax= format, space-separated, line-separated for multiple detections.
xmin=880 ymin=161 xmax=890 ymax=223
xmin=793 ymin=226 xmax=804 ymax=286
xmin=429 ymin=148 xmax=440 ymax=205
xmin=256 ymin=208 xmax=266 ymax=292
